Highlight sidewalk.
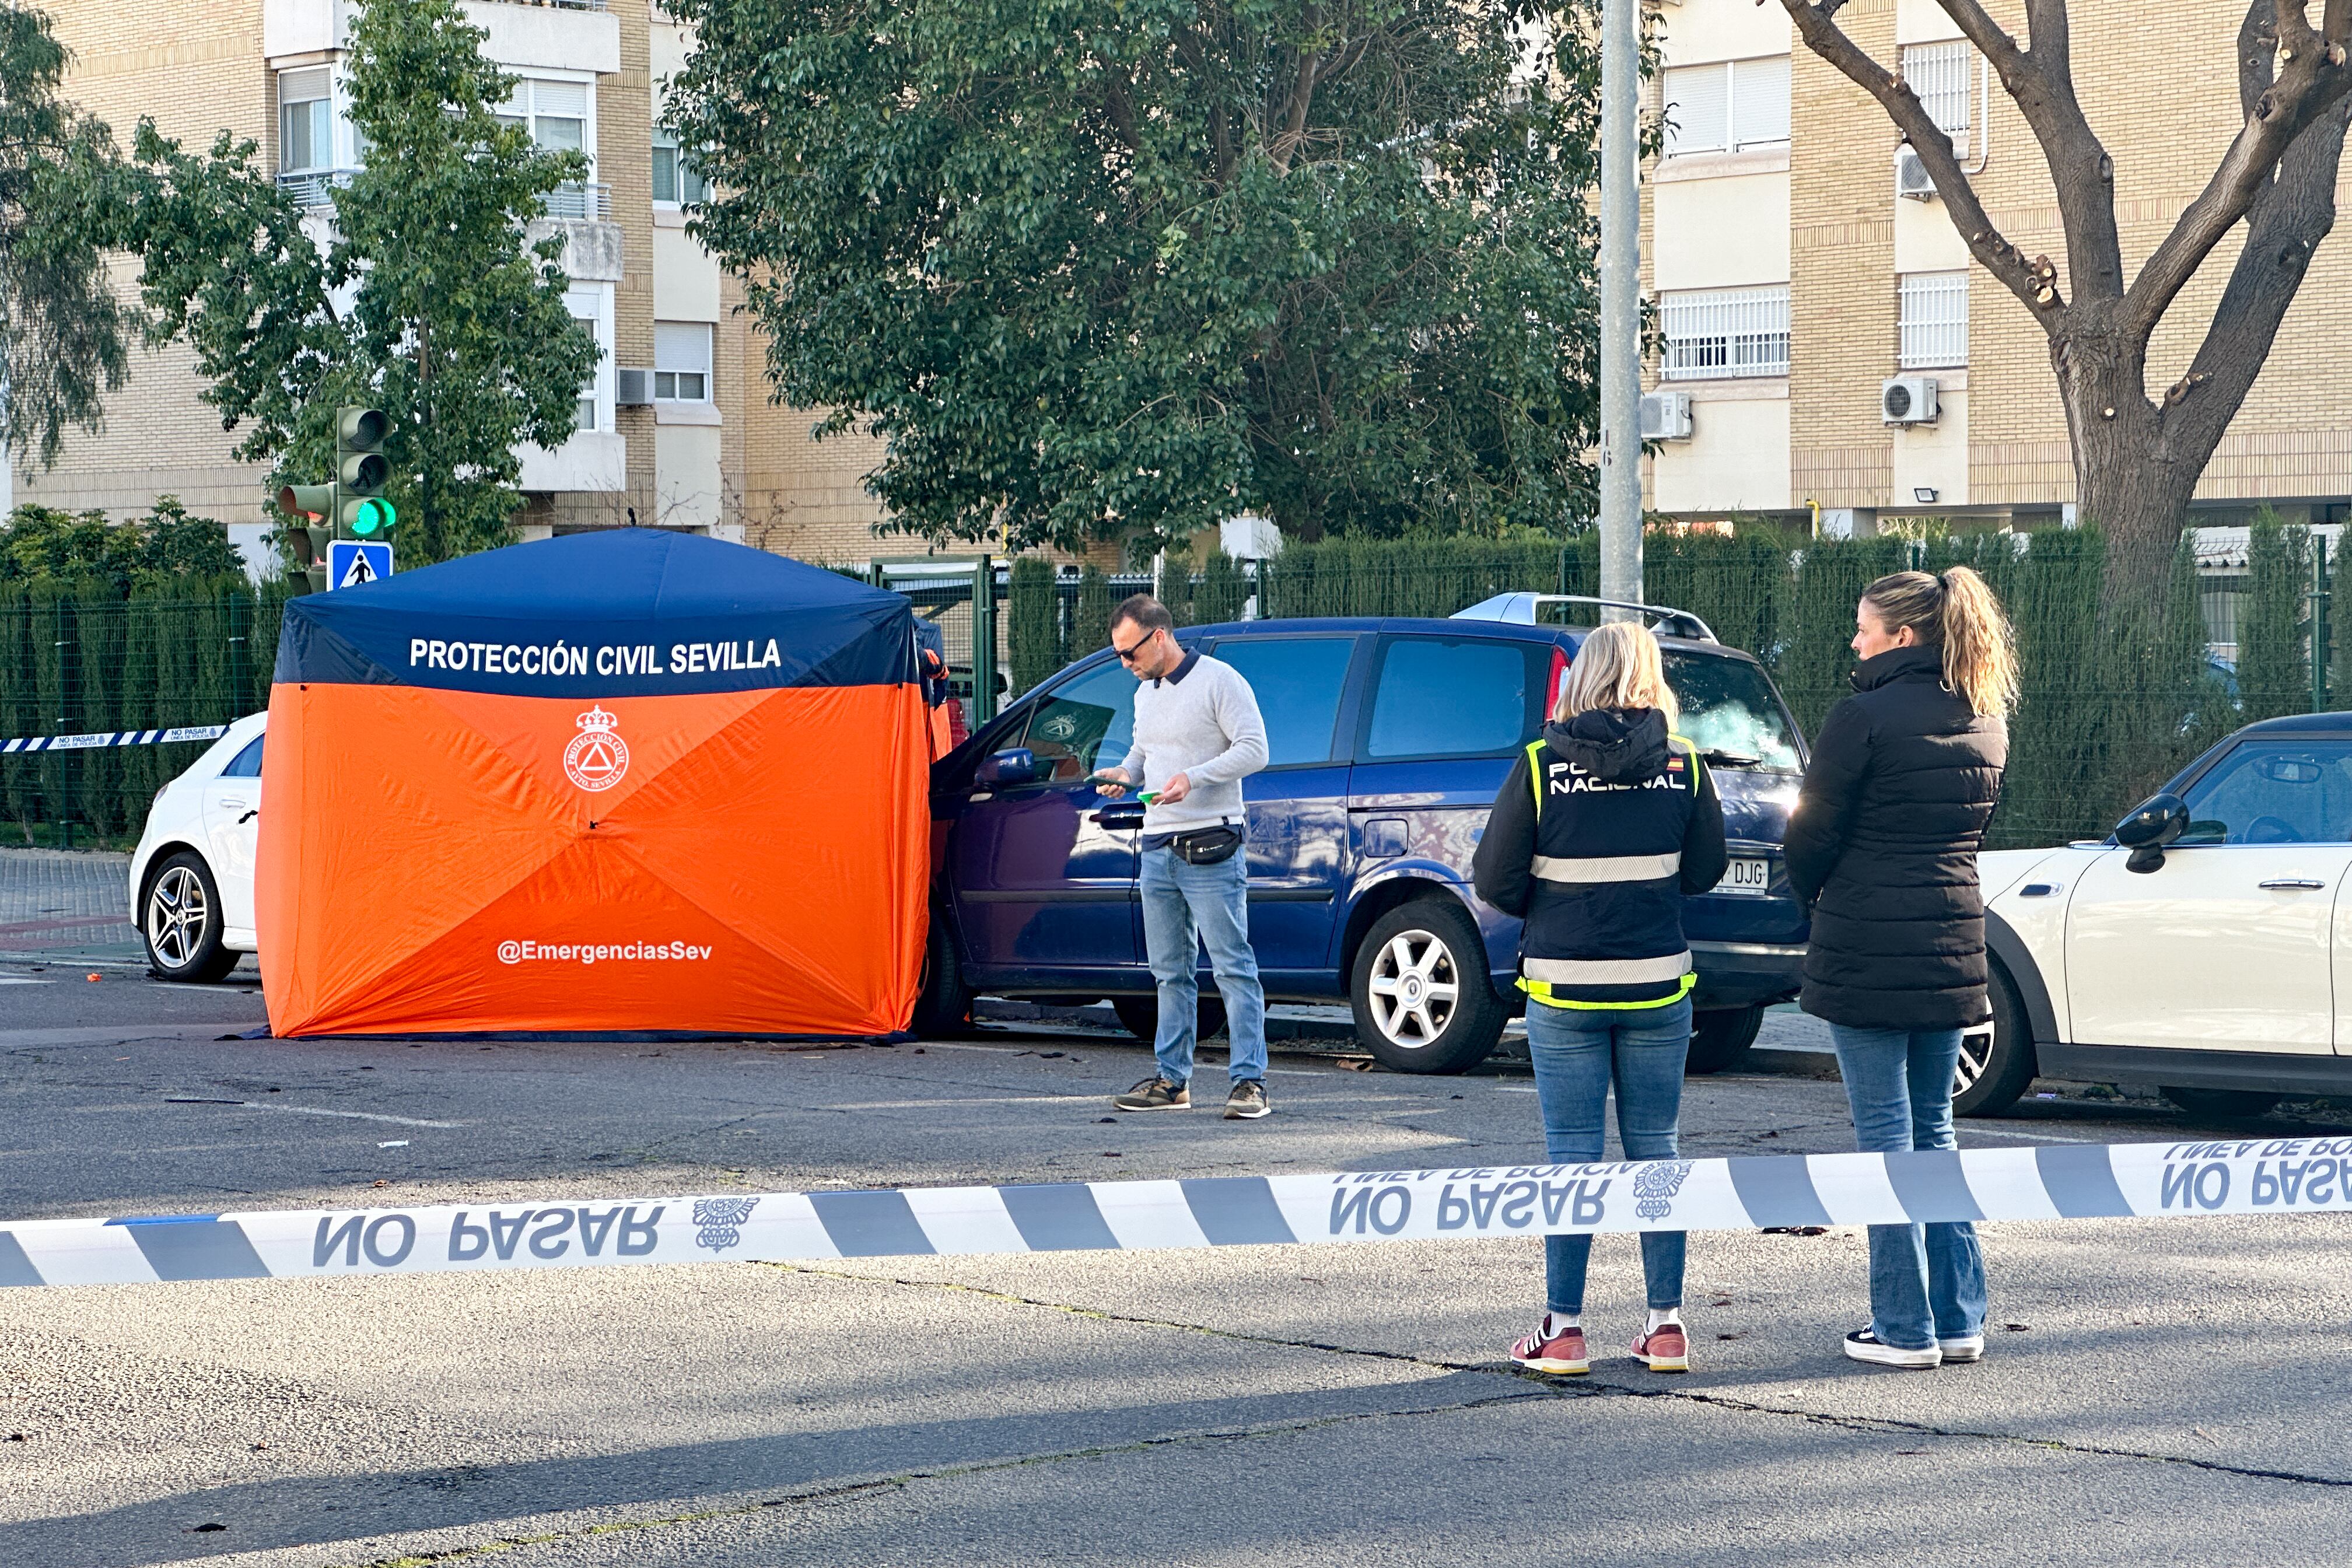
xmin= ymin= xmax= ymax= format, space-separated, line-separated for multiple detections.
xmin=0 ymin=847 xmax=142 ymax=964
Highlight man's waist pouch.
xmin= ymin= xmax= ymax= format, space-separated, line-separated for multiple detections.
xmin=1166 ymin=824 xmax=1243 ymax=866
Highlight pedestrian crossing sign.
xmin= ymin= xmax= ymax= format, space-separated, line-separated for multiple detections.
xmin=327 ymin=540 xmax=393 ymax=592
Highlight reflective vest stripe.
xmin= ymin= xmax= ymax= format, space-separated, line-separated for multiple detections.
xmin=1521 ymin=972 xmax=1698 ymax=1011
xmin=1531 ymin=851 xmax=1682 ymax=884
xmin=1521 ymin=951 xmax=1693 ymax=985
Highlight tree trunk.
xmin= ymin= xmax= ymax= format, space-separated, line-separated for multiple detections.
xmin=2054 ymin=321 xmax=2199 ymax=608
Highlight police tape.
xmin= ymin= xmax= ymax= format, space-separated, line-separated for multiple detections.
xmin=1 ymin=724 xmax=229 ymax=754
xmin=7 ymin=1135 xmax=2350 ymax=1287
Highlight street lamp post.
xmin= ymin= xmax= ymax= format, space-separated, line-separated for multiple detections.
xmin=1597 ymin=0 xmax=1642 ymax=612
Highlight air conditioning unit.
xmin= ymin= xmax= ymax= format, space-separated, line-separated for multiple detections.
xmin=616 ymin=368 xmax=653 ymax=406
xmin=1639 ymin=390 xmax=1694 ymax=442
xmin=1895 ymin=146 xmax=1937 ymax=201
xmin=1882 ymin=376 xmax=1941 ymax=425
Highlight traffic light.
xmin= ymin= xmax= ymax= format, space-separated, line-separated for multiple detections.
xmin=335 ymin=406 xmax=396 ymax=537
xmin=276 ymin=481 xmax=337 ymax=593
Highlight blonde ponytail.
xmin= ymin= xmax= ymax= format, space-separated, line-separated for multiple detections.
xmin=1860 ymin=566 xmax=2018 ymax=718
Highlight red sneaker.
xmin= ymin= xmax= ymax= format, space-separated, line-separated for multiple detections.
xmin=1632 ymin=1322 xmax=1690 ymax=1373
xmin=1510 ymin=1322 xmax=1589 ymax=1376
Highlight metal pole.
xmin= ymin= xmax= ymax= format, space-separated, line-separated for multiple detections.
xmin=1597 ymin=0 xmax=1643 ymax=613
xmin=2312 ymin=535 xmax=2331 ymax=714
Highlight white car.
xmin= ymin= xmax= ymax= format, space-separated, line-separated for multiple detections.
xmin=128 ymin=712 xmax=267 ymax=982
xmin=1966 ymin=712 xmax=2352 ymax=1120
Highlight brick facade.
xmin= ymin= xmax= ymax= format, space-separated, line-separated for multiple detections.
xmin=1648 ymin=0 xmax=2352 ymax=526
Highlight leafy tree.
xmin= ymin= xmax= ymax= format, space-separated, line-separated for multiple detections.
xmin=110 ymin=0 xmax=600 ymax=564
xmin=1780 ymin=0 xmax=2352 ymax=601
xmin=0 ymin=5 xmax=134 ymax=475
xmin=664 ymin=0 xmax=1601 ymax=553
xmin=0 ymin=498 xmax=241 ymax=589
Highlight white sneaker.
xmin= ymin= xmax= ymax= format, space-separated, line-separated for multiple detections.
xmin=1843 ymin=1328 xmax=1941 ymax=1370
xmin=1938 ymin=1334 xmax=1985 ymax=1363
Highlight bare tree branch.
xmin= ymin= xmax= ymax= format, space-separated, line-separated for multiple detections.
xmin=2123 ymin=16 xmax=2352 ymax=338
xmin=2276 ymin=0 xmax=2323 ymax=57
xmin=2163 ymin=94 xmax=2351 ymax=460
xmin=1922 ymin=0 xmax=2129 ymax=300
xmin=1776 ymin=2 xmax=2050 ymax=314
xmin=2242 ymin=1 xmax=2281 ymax=118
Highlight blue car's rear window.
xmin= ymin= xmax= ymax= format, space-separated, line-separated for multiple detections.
xmin=1364 ymin=638 xmax=1534 ymax=760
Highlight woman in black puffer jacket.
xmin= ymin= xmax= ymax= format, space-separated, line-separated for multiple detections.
xmin=1784 ymin=566 xmax=2014 ymax=1372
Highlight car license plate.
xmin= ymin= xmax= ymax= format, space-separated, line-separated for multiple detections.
xmin=1722 ymin=856 xmax=1771 ymax=895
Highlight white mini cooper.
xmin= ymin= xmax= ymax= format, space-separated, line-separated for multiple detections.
xmin=1966 ymin=712 xmax=2352 ymax=1119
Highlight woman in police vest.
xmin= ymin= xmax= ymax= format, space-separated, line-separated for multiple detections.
xmin=1472 ymin=621 xmax=1727 ymax=1377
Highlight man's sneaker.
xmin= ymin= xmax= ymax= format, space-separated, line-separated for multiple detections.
xmin=1510 ymin=1322 xmax=1589 ymax=1376
xmin=1842 ymin=1328 xmax=1941 ymax=1370
xmin=1112 ymin=1077 xmax=1189 ymax=1112
xmin=1632 ymin=1322 xmax=1690 ymax=1373
xmin=1224 ymin=1080 xmax=1271 ymax=1119
xmin=1938 ymin=1334 xmax=1986 ymax=1363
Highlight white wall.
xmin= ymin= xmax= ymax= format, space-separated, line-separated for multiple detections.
xmin=654 ymin=424 xmax=722 ymax=529
xmin=1653 ymin=395 xmax=1792 ymax=512
xmin=1654 ymin=172 xmax=1790 ymax=290
xmin=1889 ymin=387 xmax=1970 ymax=505
xmin=1655 ymin=0 xmax=1791 ymax=67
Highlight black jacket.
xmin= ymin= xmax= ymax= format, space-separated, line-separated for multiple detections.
xmin=1784 ymin=645 xmax=2008 ymax=1029
xmin=1473 ymin=708 xmax=1728 ymax=1009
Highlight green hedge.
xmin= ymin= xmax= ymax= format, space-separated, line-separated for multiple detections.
xmin=0 ymin=574 xmax=298 ymax=843
xmin=1152 ymin=526 xmax=2321 ymax=850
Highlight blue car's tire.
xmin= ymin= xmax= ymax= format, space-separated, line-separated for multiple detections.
xmin=911 ymin=911 xmax=975 ymax=1038
xmin=1350 ymin=899 xmax=1505 ymax=1074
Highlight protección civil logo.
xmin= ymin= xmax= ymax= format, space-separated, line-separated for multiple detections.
xmin=563 ymin=704 xmax=630 ymax=791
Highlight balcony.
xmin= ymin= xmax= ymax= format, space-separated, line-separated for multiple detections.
xmin=270 ymin=0 xmax=617 ymax=71
xmin=543 ymin=181 xmax=612 ymax=220
xmin=276 ymin=169 xmax=357 ymax=209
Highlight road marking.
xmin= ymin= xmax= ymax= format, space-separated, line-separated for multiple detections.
xmin=0 ymin=977 xmax=52 ymax=986
xmin=1962 ymin=1126 xmax=2105 ymax=1146
xmin=165 ymin=1098 xmax=466 ymax=1129
xmin=1495 ymin=1086 xmax=1539 ymax=1094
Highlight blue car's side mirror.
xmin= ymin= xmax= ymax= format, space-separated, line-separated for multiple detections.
xmin=977 ymin=748 xmax=1038 ymax=788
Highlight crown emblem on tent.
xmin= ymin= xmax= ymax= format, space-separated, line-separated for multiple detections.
xmin=576 ymin=705 xmax=619 ymax=733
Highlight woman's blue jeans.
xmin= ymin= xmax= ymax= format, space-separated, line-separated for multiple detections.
xmin=1828 ymin=1024 xmax=1989 ymax=1351
xmin=1524 ymin=995 xmax=1692 ymax=1315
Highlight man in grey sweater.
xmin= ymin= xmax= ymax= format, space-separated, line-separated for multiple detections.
xmin=1092 ymin=594 xmax=1273 ymax=1118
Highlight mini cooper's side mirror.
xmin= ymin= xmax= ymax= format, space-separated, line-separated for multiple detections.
xmin=2115 ymin=792 xmax=2189 ymax=874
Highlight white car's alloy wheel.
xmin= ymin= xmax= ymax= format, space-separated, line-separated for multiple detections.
xmin=1366 ymin=928 xmax=1461 ymax=1049
xmin=147 ymin=864 xmax=209 ymax=971
xmin=1954 ymin=1024 xmax=1996 ymax=1098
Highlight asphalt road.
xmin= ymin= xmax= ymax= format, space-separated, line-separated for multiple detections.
xmin=5 ymin=964 xmax=2352 ymax=1567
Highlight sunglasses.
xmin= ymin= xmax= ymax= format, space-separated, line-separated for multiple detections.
xmin=1112 ymin=629 xmax=1158 ymax=664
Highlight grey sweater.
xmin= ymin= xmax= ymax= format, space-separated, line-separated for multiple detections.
xmin=1118 ymin=652 xmax=1269 ymax=837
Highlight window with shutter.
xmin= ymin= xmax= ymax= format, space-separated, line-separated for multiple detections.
xmin=654 ymin=322 xmax=713 ymax=402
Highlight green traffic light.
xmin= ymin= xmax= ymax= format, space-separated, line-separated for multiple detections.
xmin=349 ymin=497 xmax=397 ymax=536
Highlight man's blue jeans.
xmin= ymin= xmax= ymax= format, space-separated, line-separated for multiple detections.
xmin=1828 ymin=1024 xmax=1989 ymax=1351
xmin=1139 ymin=845 xmax=1268 ymax=1088
xmin=1524 ymin=995 xmax=1692 ymax=1314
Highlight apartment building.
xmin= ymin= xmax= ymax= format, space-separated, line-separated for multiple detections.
xmin=23 ymin=0 xmax=897 ymax=565
xmin=1641 ymin=0 xmax=2352 ymax=535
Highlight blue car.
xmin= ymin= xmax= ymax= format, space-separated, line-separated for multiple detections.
xmin=916 ymin=603 xmax=1811 ymax=1073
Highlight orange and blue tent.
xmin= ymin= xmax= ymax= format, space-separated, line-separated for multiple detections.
xmin=258 ymin=528 xmax=929 ymax=1039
